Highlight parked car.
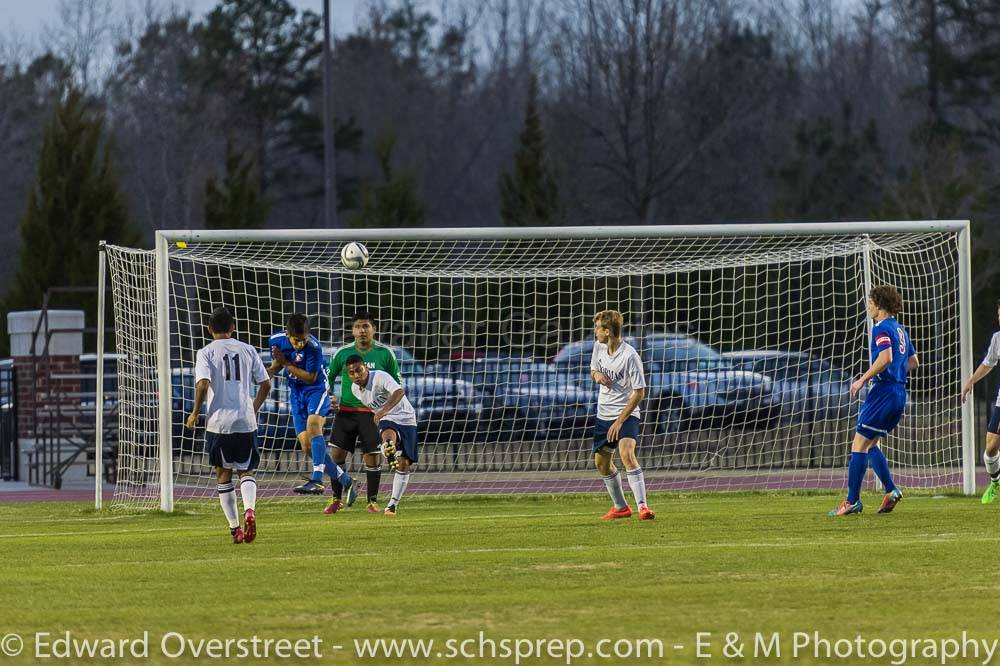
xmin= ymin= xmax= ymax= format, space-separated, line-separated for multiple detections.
xmin=722 ymin=350 xmax=855 ymax=423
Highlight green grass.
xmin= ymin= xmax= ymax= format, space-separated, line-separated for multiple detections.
xmin=1 ymin=492 xmax=997 ymax=664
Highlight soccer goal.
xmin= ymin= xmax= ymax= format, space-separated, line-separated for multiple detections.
xmin=98 ymin=222 xmax=974 ymax=511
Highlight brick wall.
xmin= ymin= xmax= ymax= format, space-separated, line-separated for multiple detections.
xmin=14 ymin=356 xmax=81 ymax=437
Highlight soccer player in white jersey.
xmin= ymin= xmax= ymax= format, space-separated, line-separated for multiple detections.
xmin=346 ymin=355 xmax=419 ymax=516
xmin=589 ymin=310 xmax=654 ymax=520
xmin=186 ymin=307 xmax=271 ymax=544
xmin=961 ymin=300 xmax=1000 ymax=504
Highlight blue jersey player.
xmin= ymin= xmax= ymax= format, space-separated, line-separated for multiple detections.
xmin=830 ymin=286 xmax=919 ymax=517
xmin=268 ymin=313 xmax=355 ymax=502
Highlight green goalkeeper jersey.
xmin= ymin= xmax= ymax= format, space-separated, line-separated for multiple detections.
xmin=327 ymin=341 xmax=402 ymax=411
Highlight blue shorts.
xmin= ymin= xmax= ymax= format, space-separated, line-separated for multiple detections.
xmin=290 ymin=386 xmax=331 ymax=434
xmin=988 ymin=405 xmax=1000 ymax=435
xmin=379 ymin=420 xmax=419 ymax=463
xmin=593 ymin=416 xmax=640 ymax=452
xmin=856 ymin=384 xmax=906 ymax=441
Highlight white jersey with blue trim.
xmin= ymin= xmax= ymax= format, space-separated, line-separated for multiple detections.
xmin=195 ymin=338 xmax=269 ymax=434
xmin=350 ymin=369 xmax=417 ymax=426
xmin=982 ymin=331 xmax=1000 ymax=407
xmin=590 ymin=341 xmax=646 ymax=421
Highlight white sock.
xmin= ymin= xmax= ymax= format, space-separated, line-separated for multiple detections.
xmin=313 ymin=464 xmax=325 ymax=475
xmin=602 ymin=471 xmax=627 ymax=510
xmin=626 ymin=468 xmax=648 ymax=508
xmin=218 ymin=482 xmax=239 ymax=528
xmin=240 ymin=475 xmax=257 ymax=511
xmin=390 ymin=472 xmax=411 ymax=507
xmin=985 ymin=451 xmax=1000 ymax=480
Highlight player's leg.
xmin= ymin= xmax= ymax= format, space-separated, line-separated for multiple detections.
xmin=208 ymin=432 xmax=243 ymax=542
xmin=383 ymin=424 xmax=418 ymax=516
xmin=619 ymin=441 xmax=653 ymax=521
xmin=616 ymin=416 xmax=652 ymax=520
xmin=593 ymin=419 xmax=630 ymax=519
xmin=296 ymin=390 xmax=333 ymax=495
xmin=867 ymin=436 xmax=903 ymax=513
xmin=982 ymin=408 xmax=1000 ymax=504
xmin=325 ymin=414 xmax=359 ymax=513
xmin=291 ymin=395 xmax=322 ymax=494
xmin=829 ymin=431 xmax=873 ymax=517
xmin=236 ymin=432 xmax=262 ymax=542
xmin=358 ymin=414 xmax=383 ymax=511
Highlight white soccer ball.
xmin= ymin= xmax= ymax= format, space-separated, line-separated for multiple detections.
xmin=341 ymin=242 xmax=369 ymax=270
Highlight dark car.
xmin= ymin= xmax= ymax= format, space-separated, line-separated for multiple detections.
xmin=643 ymin=336 xmax=777 ymax=432
xmin=722 ymin=350 xmax=855 ymax=423
xmin=552 ymin=335 xmax=777 ymax=433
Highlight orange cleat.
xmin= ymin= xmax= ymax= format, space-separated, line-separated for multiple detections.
xmin=602 ymin=505 xmax=633 ymax=520
xmin=230 ymin=527 xmax=244 ymax=544
xmin=323 ymin=499 xmax=344 ymax=515
xmin=638 ymin=506 xmax=655 ymax=521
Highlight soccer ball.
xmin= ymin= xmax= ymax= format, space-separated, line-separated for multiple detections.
xmin=341 ymin=242 xmax=369 ymax=270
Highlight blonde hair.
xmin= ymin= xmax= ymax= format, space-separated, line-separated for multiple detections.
xmin=593 ymin=310 xmax=624 ymax=338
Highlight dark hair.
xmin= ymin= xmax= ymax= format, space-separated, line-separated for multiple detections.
xmin=346 ymin=354 xmax=365 ymax=367
xmin=286 ymin=313 xmax=309 ymax=336
xmin=869 ymin=286 xmax=903 ymax=315
xmin=352 ymin=310 xmax=376 ymax=326
xmin=209 ymin=307 xmax=235 ymax=333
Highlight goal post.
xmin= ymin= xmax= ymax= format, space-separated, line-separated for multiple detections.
xmin=99 ymin=221 xmax=974 ymax=511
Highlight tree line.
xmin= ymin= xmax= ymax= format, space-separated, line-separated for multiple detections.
xmin=0 ymin=0 xmax=998 ymax=359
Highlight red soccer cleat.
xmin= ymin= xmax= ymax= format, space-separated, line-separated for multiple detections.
xmin=602 ymin=505 xmax=633 ymax=520
xmin=323 ymin=499 xmax=344 ymax=515
xmin=242 ymin=509 xmax=256 ymax=543
xmin=231 ymin=527 xmax=244 ymax=544
xmin=638 ymin=506 xmax=655 ymax=520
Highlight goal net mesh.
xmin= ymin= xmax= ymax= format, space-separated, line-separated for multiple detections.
xmin=104 ymin=229 xmax=963 ymax=509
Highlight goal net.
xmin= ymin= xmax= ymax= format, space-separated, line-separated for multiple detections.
xmin=101 ymin=223 xmax=973 ymax=510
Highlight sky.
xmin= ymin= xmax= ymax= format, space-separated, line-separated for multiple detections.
xmin=2 ymin=0 xmax=369 ymax=46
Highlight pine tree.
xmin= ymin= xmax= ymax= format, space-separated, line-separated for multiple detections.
xmin=349 ymin=133 xmax=424 ymax=228
xmin=2 ymin=89 xmax=139 ymax=353
xmin=204 ymin=145 xmax=270 ymax=229
xmin=500 ymin=75 xmax=561 ymax=226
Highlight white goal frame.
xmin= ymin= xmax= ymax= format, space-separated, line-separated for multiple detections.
xmin=96 ymin=221 xmax=975 ymax=511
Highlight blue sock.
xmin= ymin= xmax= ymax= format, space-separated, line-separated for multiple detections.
xmin=310 ymin=436 xmax=327 ymax=482
xmin=847 ymin=452 xmax=868 ymax=504
xmin=325 ymin=454 xmax=351 ymax=485
xmin=867 ymin=446 xmax=897 ymax=493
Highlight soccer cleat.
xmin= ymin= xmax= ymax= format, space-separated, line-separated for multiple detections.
xmin=230 ymin=526 xmax=244 ymax=544
xmin=323 ymin=498 xmax=344 ymax=514
xmin=367 ymin=501 xmax=380 ymax=514
xmin=384 ymin=504 xmax=397 ymax=516
xmin=602 ymin=505 xmax=633 ymax=520
xmin=638 ymin=505 xmax=655 ymax=520
xmin=293 ymin=480 xmax=325 ymax=495
xmin=982 ymin=480 xmax=1000 ymax=505
xmin=344 ymin=477 xmax=359 ymax=507
xmin=878 ymin=489 xmax=903 ymax=514
xmin=828 ymin=499 xmax=863 ymax=517
xmin=242 ymin=508 xmax=256 ymax=543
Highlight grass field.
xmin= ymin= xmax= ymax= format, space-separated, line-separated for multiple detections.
xmin=1 ymin=491 xmax=998 ymax=665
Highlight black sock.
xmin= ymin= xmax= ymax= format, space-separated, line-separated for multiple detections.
xmin=366 ymin=466 xmax=381 ymax=503
xmin=992 ymin=471 xmax=1000 ymax=482
xmin=331 ymin=479 xmax=343 ymax=500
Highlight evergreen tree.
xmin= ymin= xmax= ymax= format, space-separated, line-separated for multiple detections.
xmin=204 ymin=144 xmax=270 ymax=229
xmin=349 ymin=133 xmax=424 ymax=228
xmin=2 ymin=89 xmax=139 ymax=353
xmin=500 ymin=75 xmax=561 ymax=226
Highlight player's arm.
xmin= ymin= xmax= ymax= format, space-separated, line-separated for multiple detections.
xmin=374 ymin=388 xmax=406 ymax=424
xmin=251 ymin=353 xmax=271 ymax=415
xmin=327 ymin=354 xmax=344 ymax=406
xmin=962 ymin=334 xmax=999 ymax=403
xmin=907 ymin=355 xmax=920 ymax=372
xmin=590 ymin=345 xmax=610 ymax=386
xmin=962 ymin=363 xmax=994 ymax=403
xmin=851 ymin=348 xmax=892 ymax=397
xmin=186 ymin=379 xmax=210 ymax=430
xmin=282 ymin=345 xmax=319 ymax=384
xmin=387 ymin=350 xmax=402 ymax=383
